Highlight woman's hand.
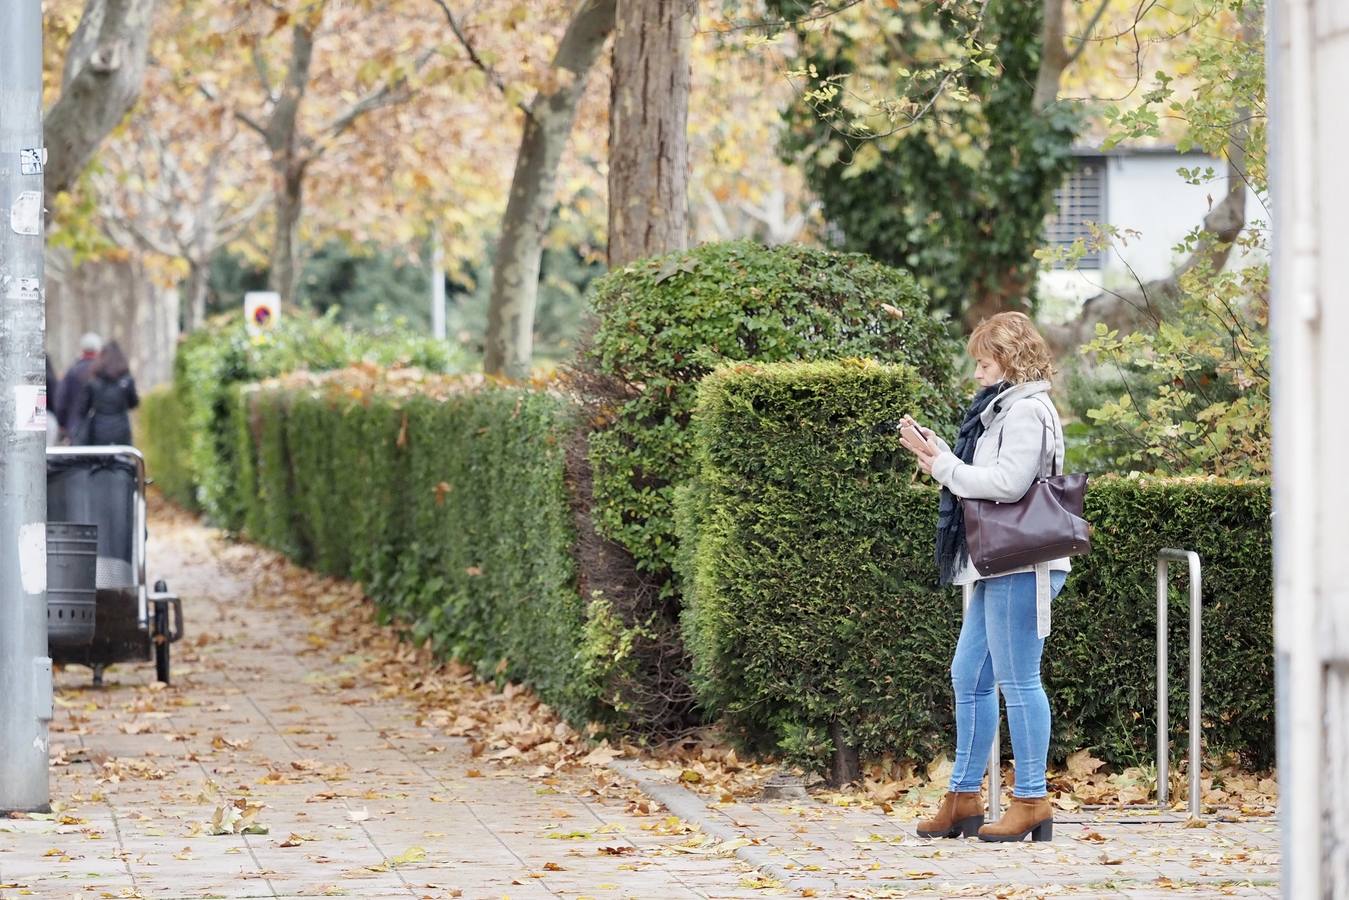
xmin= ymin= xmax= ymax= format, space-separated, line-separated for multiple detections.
xmin=898 ymin=416 xmax=942 ymax=476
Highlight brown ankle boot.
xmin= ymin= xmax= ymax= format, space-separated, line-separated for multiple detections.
xmin=915 ymin=791 xmax=984 ymax=838
xmin=977 ymin=796 xmax=1053 ymax=842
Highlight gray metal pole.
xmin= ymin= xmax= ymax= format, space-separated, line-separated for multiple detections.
xmin=1187 ymin=552 xmax=1202 ymax=819
xmin=430 ymin=225 xmax=446 ymax=342
xmin=1156 ymin=549 xmax=1203 ymax=819
xmin=1157 ymin=558 xmax=1169 ymax=809
xmin=0 ymin=0 xmax=52 ymax=814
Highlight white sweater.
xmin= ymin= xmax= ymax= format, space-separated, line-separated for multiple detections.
xmin=927 ymin=381 xmax=1071 ymax=638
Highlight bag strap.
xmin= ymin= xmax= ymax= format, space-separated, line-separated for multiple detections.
xmin=1036 ymin=395 xmax=1060 ymax=478
xmin=993 ymin=395 xmax=1058 ymax=478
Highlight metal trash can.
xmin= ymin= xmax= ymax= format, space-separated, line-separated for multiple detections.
xmin=47 ymin=522 xmax=97 ymax=648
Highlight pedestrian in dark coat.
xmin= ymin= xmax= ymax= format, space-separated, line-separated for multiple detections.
xmin=55 ymin=332 xmax=102 ymax=434
xmin=69 ymin=341 xmax=138 ymax=446
xmin=45 ymin=354 xmax=58 ymax=446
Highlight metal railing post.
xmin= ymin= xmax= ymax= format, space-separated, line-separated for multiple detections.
xmin=1156 ymin=549 xmax=1203 ymax=819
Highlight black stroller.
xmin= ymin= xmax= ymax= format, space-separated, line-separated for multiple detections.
xmin=47 ymin=446 xmax=183 ymax=685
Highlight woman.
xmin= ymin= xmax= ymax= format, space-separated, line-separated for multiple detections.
xmin=70 ymin=341 xmax=139 ymax=446
xmin=898 ymin=311 xmax=1070 ymax=843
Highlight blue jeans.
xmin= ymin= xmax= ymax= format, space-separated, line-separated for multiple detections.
xmin=948 ymin=570 xmax=1068 ymax=798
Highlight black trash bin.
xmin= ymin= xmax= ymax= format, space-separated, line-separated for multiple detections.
xmin=47 ymin=522 xmax=97 ymax=648
xmin=47 ymin=453 xmax=143 ymax=666
xmin=47 ymin=455 xmax=137 ymax=588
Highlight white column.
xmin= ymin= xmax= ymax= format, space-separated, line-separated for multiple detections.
xmin=1269 ymin=0 xmax=1349 ymax=894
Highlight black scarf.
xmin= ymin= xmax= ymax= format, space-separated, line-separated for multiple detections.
xmin=936 ymin=383 xmax=1008 ymax=585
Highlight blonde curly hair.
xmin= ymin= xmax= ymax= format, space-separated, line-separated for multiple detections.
xmin=967 ymin=312 xmax=1055 ymax=384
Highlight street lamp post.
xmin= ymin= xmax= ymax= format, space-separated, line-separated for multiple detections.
xmin=0 ymin=0 xmax=52 ymax=815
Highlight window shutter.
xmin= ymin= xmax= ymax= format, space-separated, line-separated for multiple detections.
xmin=1045 ymin=157 xmax=1105 ymax=270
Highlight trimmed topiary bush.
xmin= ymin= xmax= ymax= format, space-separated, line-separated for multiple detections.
xmin=140 ymin=387 xmax=195 ymax=508
xmin=677 ymin=359 xmax=955 ymax=775
xmin=1051 ymin=477 xmax=1273 ymax=769
xmin=171 ymin=313 xmax=461 ymax=530
xmin=231 ymin=372 xmax=599 ymax=726
xmin=575 ymin=240 xmax=962 ymax=734
xmin=679 ymin=360 xmax=1273 ymax=773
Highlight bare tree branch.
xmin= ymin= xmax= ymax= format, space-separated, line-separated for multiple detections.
xmin=431 ymin=0 xmax=527 ymax=114
xmin=315 ymin=45 xmax=438 ymax=150
xmin=45 ymin=0 xmax=160 ymax=208
xmin=1062 ymin=0 xmax=1112 ymax=69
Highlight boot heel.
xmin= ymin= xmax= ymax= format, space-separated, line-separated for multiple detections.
xmin=955 ymin=815 xmax=984 ymax=838
xmin=1030 ymin=820 xmax=1053 ymax=842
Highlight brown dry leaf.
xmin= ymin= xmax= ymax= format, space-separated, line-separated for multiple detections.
xmin=211 ymin=735 xmax=251 ymax=751
xmin=1065 ymin=749 xmax=1106 ymax=779
xmin=1079 ymin=830 xmax=1107 ymax=843
xmin=598 ymin=845 xmax=635 ymax=856
xmin=542 ymin=862 xmax=565 ymax=871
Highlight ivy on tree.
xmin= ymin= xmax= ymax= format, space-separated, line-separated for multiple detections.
xmin=768 ymin=0 xmax=1079 ymax=327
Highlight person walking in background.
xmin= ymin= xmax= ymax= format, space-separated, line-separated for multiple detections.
xmin=45 ymin=354 xmax=58 ymax=447
xmin=55 ymin=332 xmax=102 ymax=440
xmin=898 ymin=312 xmax=1071 ymax=844
xmin=69 ymin=340 xmax=139 ymax=446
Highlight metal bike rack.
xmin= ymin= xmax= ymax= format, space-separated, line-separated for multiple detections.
xmin=1156 ymin=548 xmax=1203 ymax=819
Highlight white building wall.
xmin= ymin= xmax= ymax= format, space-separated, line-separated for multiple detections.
xmin=1038 ymin=151 xmax=1266 ymax=311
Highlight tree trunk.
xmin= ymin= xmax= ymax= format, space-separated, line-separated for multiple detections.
xmin=45 ymin=250 xmax=179 ymax=389
xmin=183 ymin=259 xmax=210 ymax=333
xmin=606 ymin=0 xmax=694 ymax=269
xmin=483 ymin=0 xmax=617 ymax=378
xmin=44 ymin=0 xmax=159 ymax=209
xmin=828 ymin=720 xmax=861 ymax=787
xmin=964 ymin=268 xmax=1034 ymax=331
xmin=268 ymin=164 xmax=306 ymax=306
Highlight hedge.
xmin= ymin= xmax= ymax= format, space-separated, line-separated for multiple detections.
xmin=679 ymin=360 xmax=1274 ymax=771
xmin=677 ymin=359 xmax=953 ymax=769
xmin=159 ymin=314 xmax=459 ymax=529
xmin=229 ymin=373 xmax=598 ymax=724
xmin=575 ymin=241 xmax=962 ymax=733
xmin=140 ymin=387 xmax=194 ymax=508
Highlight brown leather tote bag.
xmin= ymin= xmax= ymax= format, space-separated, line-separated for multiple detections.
xmin=962 ymin=408 xmax=1090 ymax=577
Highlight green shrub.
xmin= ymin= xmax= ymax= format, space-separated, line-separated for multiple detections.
xmin=233 ymin=376 xmax=598 ymax=725
xmin=577 ymin=241 xmax=961 ymax=733
xmin=139 ymin=387 xmax=194 ymax=508
xmin=678 ymin=359 xmax=955 ymax=766
xmin=172 ymin=312 xmax=462 ymax=529
xmin=1052 ymin=477 xmax=1273 ymax=768
xmin=680 ymin=360 xmax=1273 ymax=772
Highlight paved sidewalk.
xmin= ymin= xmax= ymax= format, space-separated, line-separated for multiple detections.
xmin=0 ymin=503 xmax=1280 ymax=899
xmin=0 ymin=505 xmax=755 ymax=900
xmin=617 ymin=759 xmax=1280 ymax=898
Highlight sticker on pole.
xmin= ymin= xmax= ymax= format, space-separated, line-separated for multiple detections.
xmin=244 ymin=291 xmax=280 ymax=335
xmin=19 ymin=148 xmax=45 ymax=175
xmin=18 ymin=522 xmax=46 ymax=595
xmin=15 ymin=385 xmax=45 ymax=432
xmin=3 ymin=276 xmax=40 ymax=301
xmin=10 ymin=191 xmax=42 ymax=235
